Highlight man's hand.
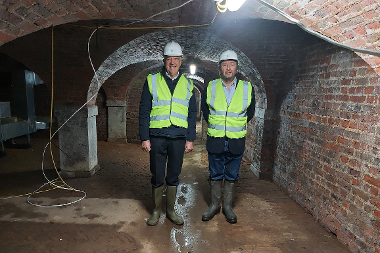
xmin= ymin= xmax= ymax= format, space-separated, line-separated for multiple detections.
xmin=184 ymin=141 xmax=193 ymax=153
xmin=141 ymin=140 xmax=151 ymax=152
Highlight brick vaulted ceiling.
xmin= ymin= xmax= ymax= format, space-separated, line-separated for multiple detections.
xmin=0 ymin=0 xmax=380 ymax=75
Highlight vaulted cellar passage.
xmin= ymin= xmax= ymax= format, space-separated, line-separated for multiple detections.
xmin=0 ymin=1 xmax=379 ymax=252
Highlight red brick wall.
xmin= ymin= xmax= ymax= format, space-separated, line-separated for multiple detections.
xmin=279 ymin=0 xmax=380 ymax=75
xmin=274 ymin=41 xmax=380 ymax=252
xmin=237 ymin=19 xmax=316 ymax=178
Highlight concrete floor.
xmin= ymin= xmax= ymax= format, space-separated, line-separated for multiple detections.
xmin=0 ymin=128 xmax=351 ymax=253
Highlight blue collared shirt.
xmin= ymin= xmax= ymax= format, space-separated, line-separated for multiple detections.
xmin=222 ymin=78 xmax=237 ymax=106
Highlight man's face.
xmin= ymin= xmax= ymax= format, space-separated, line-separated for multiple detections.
xmin=219 ymin=60 xmax=238 ymax=83
xmin=164 ymin=56 xmax=182 ymax=78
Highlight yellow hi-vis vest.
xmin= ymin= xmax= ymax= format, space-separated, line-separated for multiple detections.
xmin=147 ymin=73 xmax=193 ymax=128
xmin=207 ymin=79 xmax=252 ymax=139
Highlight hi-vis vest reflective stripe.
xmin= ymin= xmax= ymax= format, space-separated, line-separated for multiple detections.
xmin=207 ymin=79 xmax=252 ymax=139
xmin=148 ymin=73 xmax=193 ymax=128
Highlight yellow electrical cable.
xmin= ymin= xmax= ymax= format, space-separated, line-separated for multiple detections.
xmin=0 ymin=187 xmax=59 ymax=200
xmin=50 ymin=25 xmax=53 ymax=162
xmin=2 ymin=4 xmax=212 ymax=202
xmin=0 ymin=26 xmax=76 ymax=201
xmin=48 ymin=25 xmax=75 ymax=191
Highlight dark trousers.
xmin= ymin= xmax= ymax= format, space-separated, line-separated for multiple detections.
xmin=208 ymin=141 xmax=243 ymax=181
xmin=150 ymin=136 xmax=186 ymax=187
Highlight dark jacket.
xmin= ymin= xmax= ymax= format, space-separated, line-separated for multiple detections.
xmin=139 ymin=67 xmax=197 ymax=141
xmin=201 ymin=78 xmax=255 ymax=154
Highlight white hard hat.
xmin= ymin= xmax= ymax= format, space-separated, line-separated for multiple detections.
xmin=219 ymin=50 xmax=238 ymax=62
xmin=164 ymin=41 xmax=183 ymax=56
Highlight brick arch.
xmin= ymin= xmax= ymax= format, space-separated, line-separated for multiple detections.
xmin=87 ymin=29 xmax=266 ymax=106
xmin=101 ymin=60 xmax=162 ymax=102
xmin=0 ymin=0 xmax=215 ymax=46
xmin=92 ymin=28 xmax=267 ymax=174
xmin=1 ymin=0 xmax=379 ymax=75
xmin=86 ymin=28 xmax=267 ymax=120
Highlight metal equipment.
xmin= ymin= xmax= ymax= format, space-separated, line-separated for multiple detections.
xmin=0 ymin=101 xmax=30 ymax=156
xmin=0 ymin=69 xmax=49 ymax=157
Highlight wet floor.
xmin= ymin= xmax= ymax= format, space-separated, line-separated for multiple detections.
xmin=0 ymin=129 xmax=351 ymax=253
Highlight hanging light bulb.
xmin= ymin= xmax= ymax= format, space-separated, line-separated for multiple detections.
xmin=190 ymin=64 xmax=196 ymax=75
xmin=227 ymin=0 xmax=246 ymax=11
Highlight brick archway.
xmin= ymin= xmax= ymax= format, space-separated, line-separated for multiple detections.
xmin=1 ymin=0 xmax=379 ymax=75
xmin=88 ymin=28 xmax=268 ymax=176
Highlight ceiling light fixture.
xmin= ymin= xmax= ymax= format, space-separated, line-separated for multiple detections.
xmin=190 ymin=64 xmax=196 ymax=75
xmin=214 ymin=0 xmax=246 ymax=12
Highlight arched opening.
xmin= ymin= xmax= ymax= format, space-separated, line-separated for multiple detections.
xmin=89 ymin=29 xmax=267 ymax=179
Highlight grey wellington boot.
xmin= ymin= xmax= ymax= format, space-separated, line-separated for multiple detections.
xmin=147 ymin=185 xmax=164 ymax=226
xmin=202 ymin=180 xmax=222 ymax=221
xmin=166 ymin=186 xmax=184 ymax=225
xmin=222 ymin=181 xmax=237 ymax=224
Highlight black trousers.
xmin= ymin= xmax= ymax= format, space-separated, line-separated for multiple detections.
xmin=150 ymin=136 xmax=186 ymax=187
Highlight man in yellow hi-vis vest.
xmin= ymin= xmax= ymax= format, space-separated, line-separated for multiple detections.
xmin=201 ymin=50 xmax=255 ymax=224
xmin=139 ymin=41 xmax=196 ymax=226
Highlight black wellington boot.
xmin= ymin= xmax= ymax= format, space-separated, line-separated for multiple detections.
xmin=166 ymin=186 xmax=184 ymax=225
xmin=222 ymin=180 xmax=237 ymax=224
xmin=202 ymin=180 xmax=222 ymax=221
xmin=147 ymin=185 xmax=164 ymax=226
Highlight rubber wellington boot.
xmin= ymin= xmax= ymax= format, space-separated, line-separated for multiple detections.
xmin=147 ymin=185 xmax=164 ymax=226
xmin=222 ymin=181 xmax=237 ymax=224
xmin=166 ymin=186 xmax=184 ymax=225
xmin=202 ymin=180 xmax=222 ymax=221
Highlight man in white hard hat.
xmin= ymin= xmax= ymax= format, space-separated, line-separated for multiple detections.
xmin=139 ymin=41 xmax=196 ymax=226
xmin=201 ymin=49 xmax=256 ymax=224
